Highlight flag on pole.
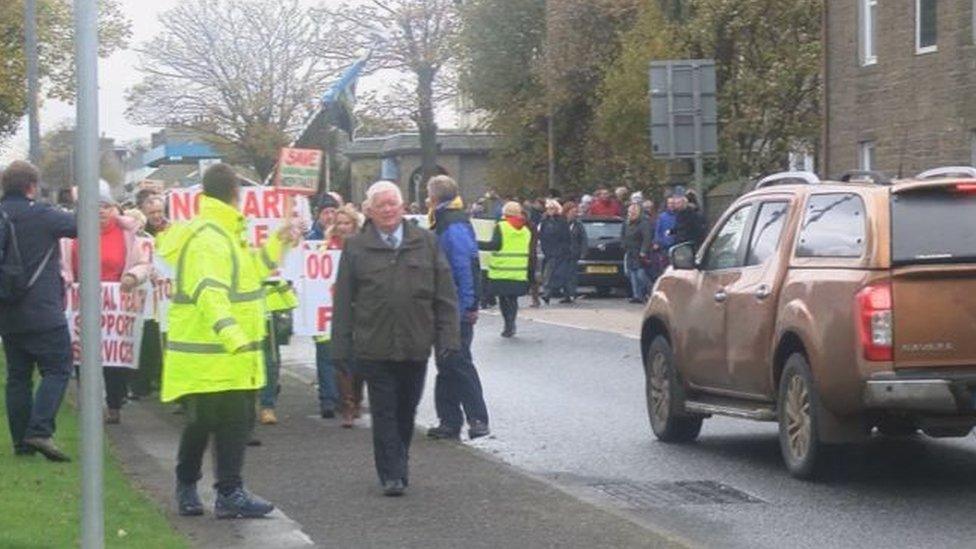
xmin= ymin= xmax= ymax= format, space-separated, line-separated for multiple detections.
xmin=321 ymin=56 xmax=368 ymax=137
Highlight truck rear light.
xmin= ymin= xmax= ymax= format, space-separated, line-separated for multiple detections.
xmin=856 ymin=281 xmax=893 ymax=361
xmin=954 ymin=183 xmax=976 ymax=194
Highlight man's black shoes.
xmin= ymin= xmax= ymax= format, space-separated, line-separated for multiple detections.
xmin=468 ymin=420 xmax=491 ymax=440
xmin=383 ymin=479 xmax=405 ymax=497
xmin=215 ymin=488 xmax=275 ymax=519
xmin=176 ymin=482 xmax=204 ymax=517
xmin=427 ymin=425 xmax=461 ymax=441
xmin=23 ymin=437 xmax=70 ymax=462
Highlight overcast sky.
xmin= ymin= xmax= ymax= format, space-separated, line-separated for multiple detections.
xmin=1 ymin=0 xmax=399 ymax=163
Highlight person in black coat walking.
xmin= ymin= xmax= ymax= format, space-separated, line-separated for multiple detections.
xmin=564 ymin=202 xmax=587 ymax=302
xmin=0 ymin=161 xmax=77 ymax=462
xmin=537 ymin=200 xmax=574 ymax=304
xmin=621 ymin=203 xmax=653 ymax=303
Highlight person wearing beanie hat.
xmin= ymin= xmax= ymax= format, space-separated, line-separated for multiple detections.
xmin=99 ymin=180 xmax=117 ymax=206
xmin=307 ymin=193 xmax=341 ymax=240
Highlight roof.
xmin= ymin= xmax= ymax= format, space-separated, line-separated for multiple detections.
xmin=344 ymin=133 xmax=500 ymax=159
xmin=143 ymin=142 xmax=220 ymax=168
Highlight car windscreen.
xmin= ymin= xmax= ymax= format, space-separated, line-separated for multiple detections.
xmin=891 ymin=187 xmax=976 ymax=265
xmin=582 ymin=221 xmax=621 ymax=241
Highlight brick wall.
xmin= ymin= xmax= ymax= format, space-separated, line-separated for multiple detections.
xmin=825 ymin=0 xmax=976 ymax=177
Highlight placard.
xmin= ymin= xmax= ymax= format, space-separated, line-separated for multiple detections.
xmin=65 ymin=282 xmax=150 ymax=369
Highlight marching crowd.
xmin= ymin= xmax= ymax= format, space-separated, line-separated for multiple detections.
xmin=0 ymin=157 xmax=705 ymax=518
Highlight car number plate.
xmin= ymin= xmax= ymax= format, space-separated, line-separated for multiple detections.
xmin=586 ymin=265 xmax=618 ymax=274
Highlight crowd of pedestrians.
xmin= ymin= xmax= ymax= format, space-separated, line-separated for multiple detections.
xmin=0 ymin=157 xmax=706 ymax=516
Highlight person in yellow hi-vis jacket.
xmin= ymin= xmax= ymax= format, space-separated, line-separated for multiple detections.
xmin=257 ymin=280 xmax=298 ymax=425
xmin=157 ymin=164 xmax=300 ymax=519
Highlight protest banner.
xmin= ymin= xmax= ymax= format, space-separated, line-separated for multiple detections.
xmin=65 ymin=282 xmax=151 ymax=369
xmin=291 ymin=241 xmax=340 ymax=338
xmin=277 ymin=147 xmax=322 ymax=193
xmin=167 ymin=186 xmax=312 ymax=248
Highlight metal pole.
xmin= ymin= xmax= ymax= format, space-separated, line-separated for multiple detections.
xmin=324 ymin=147 xmax=332 ymax=193
xmin=545 ymin=0 xmax=556 ymax=192
xmin=74 ymin=0 xmax=104 ymax=547
xmin=691 ymin=62 xmax=705 ymax=214
xmin=25 ymin=0 xmax=41 ymax=168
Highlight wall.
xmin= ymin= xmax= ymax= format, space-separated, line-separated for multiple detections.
xmin=826 ymin=1 xmax=976 ymax=177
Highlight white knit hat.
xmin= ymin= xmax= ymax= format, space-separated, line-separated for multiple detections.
xmin=98 ymin=180 xmax=116 ymax=205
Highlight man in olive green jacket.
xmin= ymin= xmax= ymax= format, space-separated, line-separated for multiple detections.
xmin=332 ymin=180 xmax=460 ymax=496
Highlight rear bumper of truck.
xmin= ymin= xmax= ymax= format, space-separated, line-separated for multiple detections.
xmin=863 ymin=378 xmax=976 ymax=413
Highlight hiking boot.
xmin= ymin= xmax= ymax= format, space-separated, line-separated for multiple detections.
xmin=382 ymin=479 xmax=405 ymax=497
xmin=426 ymin=424 xmax=461 ymax=440
xmin=176 ymin=482 xmax=204 ymax=517
xmin=468 ymin=420 xmax=491 ymax=440
xmin=259 ymin=408 xmax=278 ymax=425
xmin=215 ymin=488 xmax=275 ymax=519
xmin=23 ymin=437 xmax=70 ymax=462
xmin=105 ymin=409 xmax=121 ymax=425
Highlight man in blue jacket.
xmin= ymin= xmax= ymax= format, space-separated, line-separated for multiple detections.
xmin=425 ymin=176 xmax=490 ymax=441
xmin=0 ymin=161 xmax=77 ymax=462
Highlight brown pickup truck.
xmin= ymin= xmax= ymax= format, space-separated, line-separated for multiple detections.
xmin=641 ymin=167 xmax=976 ymax=479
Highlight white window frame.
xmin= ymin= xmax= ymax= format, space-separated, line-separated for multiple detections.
xmin=859 ymin=141 xmax=876 ymax=171
xmin=916 ymin=0 xmax=938 ymax=54
xmin=861 ymin=0 xmax=878 ymax=66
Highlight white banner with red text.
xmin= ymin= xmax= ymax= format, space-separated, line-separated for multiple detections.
xmin=290 ymin=241 xmax=339 ymax=338
xmin=65 ymin=282 xmax=152 ymax=369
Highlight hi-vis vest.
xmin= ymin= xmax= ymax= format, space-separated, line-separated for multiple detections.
xmin=266 ymin=281 xmax=298 ymax=313
xmin=157 ymin=196 xmax=286 ymax=403
xmin=487 ymin=221 xmax=531 ymax=282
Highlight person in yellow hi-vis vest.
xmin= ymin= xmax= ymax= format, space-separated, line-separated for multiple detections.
xmin=257 ymin=280 xmax=298 ymax=425
xmin=157 ymin=164 xmax=300 ymax=519
xmin=479 ymin=201 xmax=532 ymax=337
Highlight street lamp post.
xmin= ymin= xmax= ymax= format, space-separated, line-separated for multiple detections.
xmin=25 ymin=0 xmax=41 ymax=169
xmin=74 ymin=0 xmax=104 ymax=547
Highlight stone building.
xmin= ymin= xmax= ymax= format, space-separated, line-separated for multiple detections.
xmin=823 ymin=0 xmax=976 ymax=177
xmin=343 ymin=133 xmax=498 ymax=206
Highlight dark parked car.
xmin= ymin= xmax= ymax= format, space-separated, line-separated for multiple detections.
xmin=577 ymin=216 xmax=629 ymax=296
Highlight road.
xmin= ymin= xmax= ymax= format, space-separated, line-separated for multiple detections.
xmin=283 ymin=299 xmax=976 ymax=549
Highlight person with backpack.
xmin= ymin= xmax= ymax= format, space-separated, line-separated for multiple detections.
xmin=0 ymin=161 xmax=77 ymax=462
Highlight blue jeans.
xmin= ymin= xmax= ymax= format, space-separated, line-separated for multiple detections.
xmin=625 ymin=254 xmax=649 ymax=300
xmin=433 ymin=321 xmax=489 ymax=430
xmin=315 ymin=341 xmax=340 ymax=412
xmin=4 ymin=326 xmax=72 ymax=450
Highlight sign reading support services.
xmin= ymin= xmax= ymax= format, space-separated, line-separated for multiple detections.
xmin=66 ymin=282 xmax=150 ymax=369
xmin=277 ymin=147 xmax=323 ymax=193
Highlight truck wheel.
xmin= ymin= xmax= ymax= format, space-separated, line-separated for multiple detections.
xmin=778 ymin=354 xmax=826 ymax=479
xmin=645 ymin=336 xmax=703 ymax=442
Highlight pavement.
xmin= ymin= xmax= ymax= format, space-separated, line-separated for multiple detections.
xmin=505 ymin=294 xmax=644 ymax=339
xmin=107 ymin=324 xmax=681 ymax=548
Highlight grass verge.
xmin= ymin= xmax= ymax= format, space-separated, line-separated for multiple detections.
xmin=0 ymin=358 xmax=188 ymax=549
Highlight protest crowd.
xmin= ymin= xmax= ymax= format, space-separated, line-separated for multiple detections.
xmin=0 ymin=157 xmax=704 ymax=516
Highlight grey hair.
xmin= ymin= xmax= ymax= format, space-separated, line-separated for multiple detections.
xmin=365 ymin=180 xmax=403 ymax=207
xmin=427 ymin=175 xmax=459 ymax=203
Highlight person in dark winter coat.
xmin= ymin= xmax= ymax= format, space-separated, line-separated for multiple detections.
xmin=480 ymin=202 xmax=532 ymax=337
xmin=564 ymin=202 xmax=587 ymax=301
xmin=537 ymin=200 xmax=574 ymax=303
xmin=425 ymin=176 xmax=490 ymax=441
xmin=672 ymin=192 xmax=707 ymax=251
xmin=305 ymin=193 xmax=341 ymax=240
xmin=621 ymin=203 xmax=653 ymax=303
xmin=0 ymin=161 xmax=77 ymax=462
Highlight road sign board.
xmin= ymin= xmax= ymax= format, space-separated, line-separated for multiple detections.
xmin=649 ymin=60 xmax=718 ymax=159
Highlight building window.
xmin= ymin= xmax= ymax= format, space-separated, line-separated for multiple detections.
xmin=861 ymin=0 xmax=878 ymax=65
xmin=916 ymin=0 xmax=938 ymax=54
xmin=859 ymin=141 xmax=876 ymax=171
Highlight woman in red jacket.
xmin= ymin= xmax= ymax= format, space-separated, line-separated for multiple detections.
xmin=65 ymin=182 xmax=151 ymax=424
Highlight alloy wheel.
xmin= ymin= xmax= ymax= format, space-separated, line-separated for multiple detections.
xmin=649 ymin=352 xmax=670 ymax=427
xmin=785 ymin=375 xmax=811 ymax=461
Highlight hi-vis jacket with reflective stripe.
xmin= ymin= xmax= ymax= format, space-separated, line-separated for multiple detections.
xmin=157 ymin=196 xmax=288 ymax=403
xmin=265 ymin=280 xmax=298 ymax=312
xmin=487 ymin=221 xmax=531 ymax=282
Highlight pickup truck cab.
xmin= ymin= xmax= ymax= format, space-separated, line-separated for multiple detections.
xmin=640 ymin=167 xmax=976 ymax=478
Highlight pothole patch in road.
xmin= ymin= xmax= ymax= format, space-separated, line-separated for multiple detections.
xmin=588 ymin=480 xmax=764 ymax=508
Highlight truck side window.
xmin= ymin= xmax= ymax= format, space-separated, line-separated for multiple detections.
xmin=703 ymin=205 xmax=753 ymax=271
xmin=745 ymin=201 xmax=789 ymax=266
xmin=796 ymin=193 xmax=866 ymax=258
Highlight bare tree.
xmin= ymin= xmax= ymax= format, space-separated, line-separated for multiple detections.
xmin=125 ymin=0 xmax=337 ymax=179
xmin=315 ymin=0 xmax=462 ymax=187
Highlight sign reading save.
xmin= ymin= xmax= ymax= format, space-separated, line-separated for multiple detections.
xmin=277 ymin=147 xmax=322 ymax=192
